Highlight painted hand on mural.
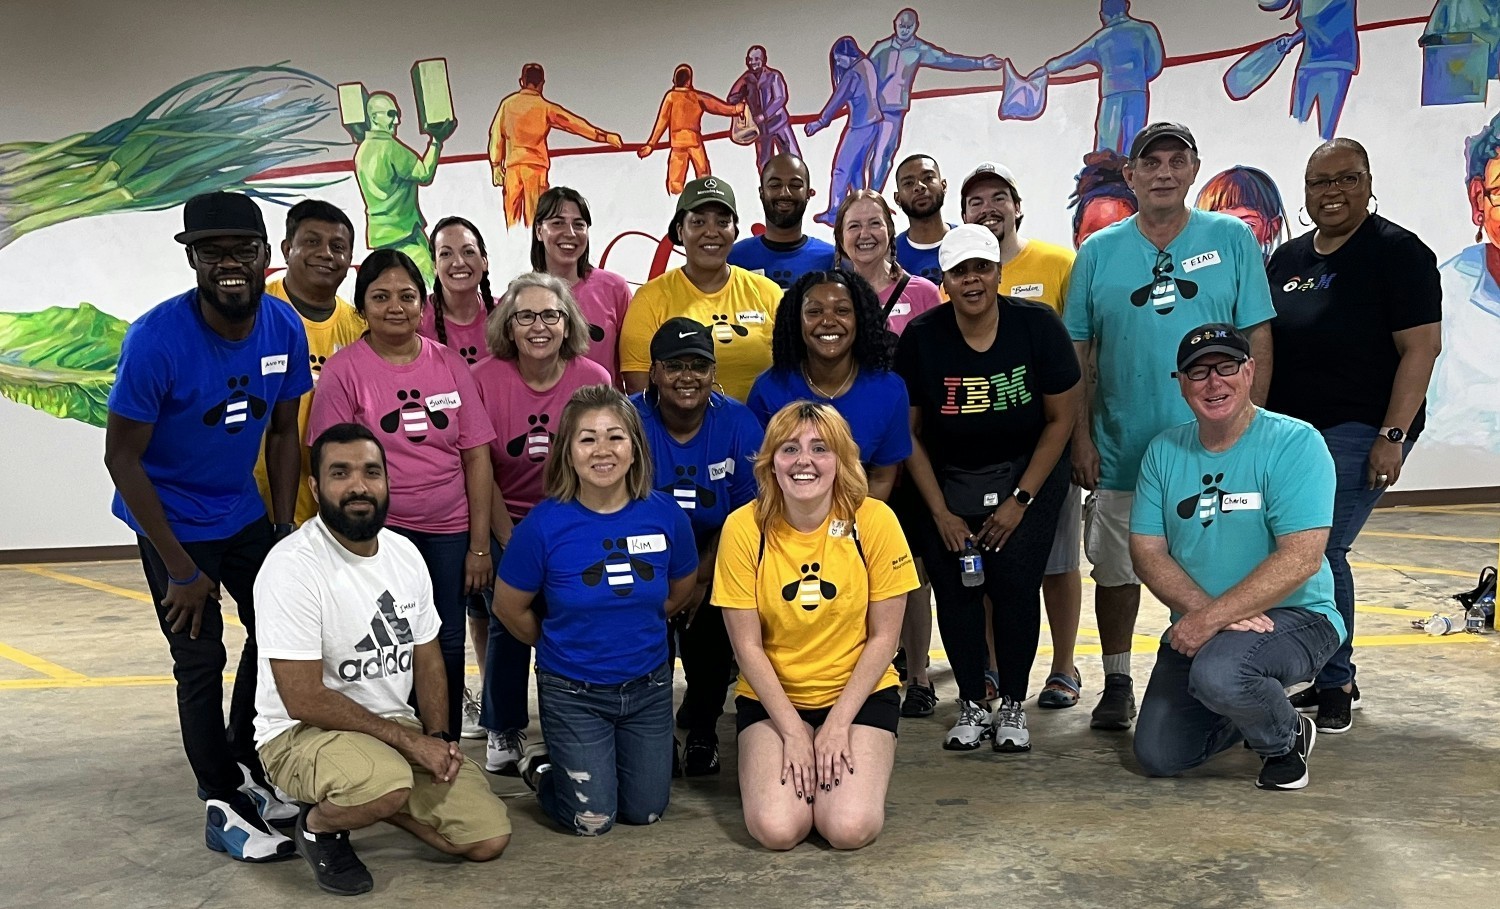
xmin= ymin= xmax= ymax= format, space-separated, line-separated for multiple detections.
xmin=639 ymin=64 xmax=741 ymax=195
xmin=1040 ymin=0 xmax=1165 ymax=154
xmin=1225 ymin=1 xmax=1358 ymax=142
xmin=726 ymin=45 xmax=803 ymax=173
xmin=0 ymin=303 xmax=128 ymax=427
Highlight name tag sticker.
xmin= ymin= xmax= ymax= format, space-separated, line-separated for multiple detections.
xmin=1220 ymin=492 xmax=1263 ymax=511
xmin=829 ymin=520 xmax=849 ymax=538
xmin=1182 ymin=251 xmax=1221 ymax=273
xmin=627 ymin=534 xmax=667 ymax=554
xmin=889 ymin=301 xmax=911 ymax=317
xmin=736 ymin=311 xmax=767 ymax=325
xmin=260 ymin=354 xmax=288 ymax=375
xmin=707 ymin=457 xmax=734 ymax=481
xmin=983 ymin=492 xmax=1000 ymax=506
xmin=426 ymin=391 xmax=461 ymax=412
xmin=1010 ymin=282 xmax=1044 ymax=298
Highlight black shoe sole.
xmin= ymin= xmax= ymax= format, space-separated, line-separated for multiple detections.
xmin=1090 ymin=717 xmax=1133 ymax=731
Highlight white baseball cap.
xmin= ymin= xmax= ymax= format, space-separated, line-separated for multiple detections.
xmin=960 ymin=161 xmax=1021 ymax=201
xmin=938 ymin=223 xmax=1002 ymax=272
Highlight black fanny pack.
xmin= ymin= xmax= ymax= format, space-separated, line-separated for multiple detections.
xmin=939 ymin=458 xmax=1027 ymax=518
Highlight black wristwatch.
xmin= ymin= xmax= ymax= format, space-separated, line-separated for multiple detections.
xmin=430 ymin=730 xmax=459 ymax=743
xmin=1012 ymin=488 xmax=1034 ymax=507
xmin=272 ymin=522 xmax=295 ymax=540
xmin=1379 ymin=426 xmax=1406 ymax=444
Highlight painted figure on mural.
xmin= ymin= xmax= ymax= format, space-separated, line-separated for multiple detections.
xmin=1042 ymin=0 xmax=1165 ymax=155
xmin=1428 ymin=109 xmax=1500 ymax=453
xmin=639 ymin=64 xmax=746 ymax=195
xmin=352 ymin=93 xmax=446 ymax=282
xmin=489 ymin=63 xmax=623 ymax=229
xmin=1420 ymin=0 xmax=1500 ymax=105
xmin=808 ymin=36 xmax=885 ymax=227
xmin=1229 ymin=1 xmax=1359 ymax=141
xmin=727 ymin=45 xmax=802 ymax=173
xmin=1196 ymin=166 xmax=1289 ymax=264
xmin=866 ymin=8 xmax=1003 ymax=191
xmin=1068 ymin=148 xmax=1137 ymax=249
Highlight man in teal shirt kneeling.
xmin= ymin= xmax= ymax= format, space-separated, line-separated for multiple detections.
xmin=1130 ymin=323 xmax=1343 ymax=791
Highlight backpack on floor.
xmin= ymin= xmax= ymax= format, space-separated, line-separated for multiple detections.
xmin=1452 ymin=566 xmax=1496 ymax=627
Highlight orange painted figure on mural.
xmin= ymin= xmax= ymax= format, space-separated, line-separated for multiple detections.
xmin=638 ymin=64 xmax=746 ymax=195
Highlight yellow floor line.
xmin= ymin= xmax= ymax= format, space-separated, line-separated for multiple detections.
xmin=1357 ymin=603 xmax=1434 ymax=617
xmin=0 ymin=642 xmax=87 ymax=680
xmin=12 ymin=565 xmax=243 ymax=628
xmin=1393 ymin=506 xmax=1500 ymax=517
xmin=1361 ymin=530 xmax=1500 ymax=545
xmin=1349 ymin=561 xmax=1478 ymax=579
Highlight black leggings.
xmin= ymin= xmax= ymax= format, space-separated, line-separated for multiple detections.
xmin=668 ymin=586 xmax=734 ymax=737
xmin=915 ymin=453 xmax=1070 ymax=704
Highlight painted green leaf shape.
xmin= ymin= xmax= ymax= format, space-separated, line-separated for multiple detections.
xmin=0 ymin=303 xmax=129 ymax=428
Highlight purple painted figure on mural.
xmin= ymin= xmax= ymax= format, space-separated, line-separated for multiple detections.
xmin=727 ymin=45 xmax=802 ymax=173
xmin=808 ymin=36 xmax=885 ymax=227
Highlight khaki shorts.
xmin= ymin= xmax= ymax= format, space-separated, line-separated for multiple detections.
xmin=1082 ymin=489 xmax=1140 ymax=588
xmin=1044 ymin=483 xmax=1083 ymax=576
xmin=259 ymin=716 xmax=511 ymax=845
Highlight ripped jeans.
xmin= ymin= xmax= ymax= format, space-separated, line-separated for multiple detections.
xmin=535 ymin=661 xmax=673 ymax=836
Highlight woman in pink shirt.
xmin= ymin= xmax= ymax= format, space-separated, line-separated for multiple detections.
xmin=834 ymin=190 xmax=942 ymax=337
xmin=422 ymin=216 xmax=496 ymax=368
xmin=532 ymin=187 xmax=632 ymax=383
xmin=471 ymin=271 xmax=611 ymax=774
xmin=308 ymin=249 xmax=497 ymax=738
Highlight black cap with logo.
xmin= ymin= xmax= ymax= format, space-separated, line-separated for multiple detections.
xmin=1176 ymin=322 xmax=1250 ymax=371
xmin=650 ymin=317 xmax=716 ymax=362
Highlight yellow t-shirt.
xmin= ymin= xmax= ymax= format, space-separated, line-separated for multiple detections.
xmin=619 ymin=266 xmax=782 ymax=402
xmin=254 ymin=277 xmax=367 ymax=524
xmin=1001 ymin=238 xmax=1075 ymax=313
xmin=712 ymin=497 xmax=919 ymax=709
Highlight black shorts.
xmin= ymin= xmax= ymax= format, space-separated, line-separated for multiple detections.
xmin=734 ymin=686 xmax=900 ymax=735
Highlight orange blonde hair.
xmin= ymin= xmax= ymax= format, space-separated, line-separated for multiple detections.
xmin=752 ymin=401 xmax=868 ymax=533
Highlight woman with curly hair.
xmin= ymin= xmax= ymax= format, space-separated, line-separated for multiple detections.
xmin=745 ymin=269 xmax=910 ymax=501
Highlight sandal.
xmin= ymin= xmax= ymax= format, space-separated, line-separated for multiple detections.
xmin=983 ymin=669 xmax=1001 ymax=702
xmin=1038 ymin=667 xmax=1083 ymax=709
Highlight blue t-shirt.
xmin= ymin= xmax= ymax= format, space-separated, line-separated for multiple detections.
xmin=1062 ymin=210 xmax=1275 ymax=490
xmin=632 ymin=392 xmax=763 ymax=547
xmin=894 ymin=230 xmax=948 ymax=284
xmin=745 ymin=368 xmax=912 ymax=468
xmin=109 ymin=291 xmax=313 ymax=541
xmin=1131 ymin=409 xmax=1345 ymax=642
xmin=500 ymin=494 xmax=698 ymax=684
xmin=727 ymin=235 xmax=836 ymax=290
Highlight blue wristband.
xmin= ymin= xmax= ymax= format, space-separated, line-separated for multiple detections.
xmin=168 ymin=568 xmax=201 ymax=586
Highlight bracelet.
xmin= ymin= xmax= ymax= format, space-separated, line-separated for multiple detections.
xmin=469 ymin=548 xmax=489 ymax=557
xmin=167 ymin=568 xmax=201 ymax=586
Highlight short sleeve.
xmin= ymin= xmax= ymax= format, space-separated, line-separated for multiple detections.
xmin=1384 ymin=234 xmax=1443 ymax=332
xmin=109 ymin=323 xmax=174 ymax=424
xmin=666 ymin=503 xmax=699 ymax=580
xmin=498 ymin=505 xmax=548 ymax=593
xmin=711 ymin=506 xmax=761 ymax=610
xmin=1130 ymin=437 xmax=1168 ymax=537
xmin=1029 ymin=306 xmax=1083 ymax=395
xmin=728 ymin=406 xmax=764 ymax=510
xmin=866 ymin=375 xmax=912 ymax=466
xmin=1229 ymin=220 xmax=1276 ymax=330
xmin=253 ymin=557 xmax=325 ymax=660
xmin=447 ymin=350 xmax=498 ymax=449
xmin=306 ymin=351 xmax=356 ymax=445
xmin=619 ymin=279 xmax=665 ymax=374
xmin=1062 ymin=244 xmax=1095 ymax=341
xmin=858 ymin=501 xmax=919 ymax=601
xmin=1264 ymin=422 xmax=1336 ymax=536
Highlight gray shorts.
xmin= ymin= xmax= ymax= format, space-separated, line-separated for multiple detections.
xmin=1044 ymin=482 xmax=1083 ymax=575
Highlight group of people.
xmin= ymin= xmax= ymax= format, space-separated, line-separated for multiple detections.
xmin=106 ymin=117 xmax=1441 ymax=894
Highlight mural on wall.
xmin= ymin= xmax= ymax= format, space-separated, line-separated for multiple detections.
xmin=727 ymin=45 xmax=802 ymax=173
xmin=1224 ymin=0 xmax=1359 ymax=141
xmin=1420 ymin=0 xmax=1500 ymax=105
xmin=808 ymin=36 xmax=883 ymax=225
xmin=1069 ymin=148 xmax=1137 ymax=249
xmin=1033 ymin=0 xmax=1166 ymax=155
xmin=637 ymin=64 xmax=743 ymax=194
xmin=0 ymin=304 xmax=128 ymax=428
xmin=1196 ymin=165 xmax=1290 ymax=263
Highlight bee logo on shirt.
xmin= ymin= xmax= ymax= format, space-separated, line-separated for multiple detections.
xmin=506 ymin=413 xmax=553 ymax=462
xmin=1177 ymin=472 xmax=1226 ymax=528
xmin=201 ymin=375 xmax=267 ymax=434
xmin=379 ymin=388 xmax=449 ymax=444
xmin=588 ymin=323 xmax=606 ymax=343
xmin=781 ymin=563 xmax=837 ymax=612
xmin=582 ymin=538 xmax=658 ymax=597
xmin=660 ymin=465 xmax=717 ymax=511
xmin=710 ymin=313 xmax=750 ymax=344
xmin=458 ymin=346 xmax=481 ymax=364
xmin=1130 ymin=254 xmax=1199 ymax=316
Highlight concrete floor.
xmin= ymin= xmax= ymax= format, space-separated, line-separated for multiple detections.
xmin=1 ymin=504 xmax=1497 ymax=909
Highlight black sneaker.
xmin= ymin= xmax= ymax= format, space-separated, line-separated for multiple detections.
xmin=519 ymin=743 xmax=552 ymax=792
xmin=1314 ymin=686 xmax=1353 ymax=734
xmin=1257 ymin=714 xmax=1316 ymax=791
xmin=293 ymin=803 xmax=373 ymax=896
xmin=1291 ymin=682 xmax=1361 ymax=714
xmin=1090 ymin=673 xmax=1136 ymax=730
xmin=901 ymin=682 xmax=937 ymax=718
xmin=683 ymin=732 xmax=721 ymax=776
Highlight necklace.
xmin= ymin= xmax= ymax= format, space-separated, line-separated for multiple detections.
xmin=803 ymin=362 xmax=857 ymax=400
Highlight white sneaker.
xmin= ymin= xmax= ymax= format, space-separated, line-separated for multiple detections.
xmin=205 ymin=796 xmax=294 ymax=862
xmin=943 ymin=699 xmax=992 ymax=751
xmin=461 ymin=687 xmax=486 ymax=740
xmin=485 ymin=728 xmax=525 ymax=774
xmin=239 ymin=764 xmax=298 ymax=827
xmin=991 ymin=697 xmax=1031 ymax=753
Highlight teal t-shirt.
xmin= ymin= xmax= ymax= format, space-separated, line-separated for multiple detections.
xmin=1130 ymin=408 xmax=1345 ymax=642
xmin=1063 ymin=210 xmax=1276 ymax=490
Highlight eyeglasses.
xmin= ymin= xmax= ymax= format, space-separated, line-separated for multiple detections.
xmin=1177 ymin=360 xmax=1245 ymax=382
xmin=1479 ymin=185 xmax=1500 ymax=205
xmin=510 ymin=308 xmax=564 ymax=326
xmin=192 ymin=241 xmax=263 ymax=264
xmin=660 ymin=358 xmax=713 ymax=377
xmin=1304 ymin=172 xmax=1367 ymax=192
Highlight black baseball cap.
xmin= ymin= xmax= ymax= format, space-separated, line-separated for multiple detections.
xmin=175 ymin=191 xmax=268 ymax=245
xmin=1128 ymin=122 xmax=1198 ymax=160
xmin=1176 ymin=323 xmax=1250 ymax=371
xmin=650 ymin=317 xmax=715 ymax=362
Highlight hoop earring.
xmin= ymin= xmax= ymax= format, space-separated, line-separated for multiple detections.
xmin=711 ymin=381 xmax=727 ymax=399
xmin=1367 ymin=195 xmax=1378 ymax=215
xmin=1297 ymin=205 xmax=1311 ymax=227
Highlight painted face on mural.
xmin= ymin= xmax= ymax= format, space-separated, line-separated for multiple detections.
xmin=191 ymin=236 xmax=269 ymax=323
xmin=1471 ymin=157 xmax=1500 ymax=249
xmin=680 ymin=203 xmax=737 ymax=271
xmin=1125 ymin=140 xmax=1199 ymax=216
xmin=537 ymin=200 xmax=590 ymax=273
xmin=942 ymin=258 xmax=1001 ymax=318
xmin=894 ymin=9 xmax=919 ymax=42
xmin=362 ymin=266 xmax=423 ymax=347
xmin=746 ymin=46 xmax=766 ymax=73
xmin=510 ymin=285 xmax=568 ymax=364
xmin=773 ymin=422 xmax=837 ymax=507
xmin=760 ymin=156 xmax=812 ymax=231
xmin=894 ymin=157 xmax=946 ymax=220
xmin=839 ymin=198 xmax=892 ymax=270
xmin=570 ymin=407 xmax=635 ymax=495
xmin=1216 ymin=205 xmax=1279 ymax=247
xmin=801 ymin=281 xmax=857 ymax=365
xmin=433 ymin=223 xmax=487 ymax=298
xmin=313 ymin=439 xmax=390 ymax=543
xmin=1075 ymin=196 xmax=1136 ymax=248
xmin=963 ymin=175 xmax=1021 ymax=246
xmin=282 ymin=219 xmax=352 ymax=300
xmin=1304 ymin=146 xmax=1372 ymax=237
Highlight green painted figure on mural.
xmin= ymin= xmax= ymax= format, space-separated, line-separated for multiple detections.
xmin=353 ymin=92 xmax=445 ymax=280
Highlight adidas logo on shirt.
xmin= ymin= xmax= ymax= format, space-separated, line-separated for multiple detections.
xmin=338 ymin=591 xmax=417 ymax=682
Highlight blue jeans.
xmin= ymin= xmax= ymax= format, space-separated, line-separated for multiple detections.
xmin=536 ymin=661 xmax=673 ymax=836
xmin=481 ymin=540 xmax=534 ymax=733
xmin=388 ymin=526 xmax=468 ymax=737
xmin=1315 ymin=422 xmax=1413 ymax=689
xmin=1134 ymin=608 xmax=1341 ymax=776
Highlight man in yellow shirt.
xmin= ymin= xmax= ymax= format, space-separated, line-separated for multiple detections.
xmin=254 ymin=200 xmax=366 ymax=526
xmin=637 ymin=65 xmax=744 ymax=194
xmin=488 ymin=63 xmax=623 ymax=228
xmin=959 ymin=162 xmax=1086 ymax=711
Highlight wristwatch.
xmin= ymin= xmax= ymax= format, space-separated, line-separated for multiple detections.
xmin=272 ymin=522 xmax=295 ymax=540
xmin=1012 ymin=488 xmax=1034 ymax=507
xmin=1379 ymin=426 xmax=1406 ymax=444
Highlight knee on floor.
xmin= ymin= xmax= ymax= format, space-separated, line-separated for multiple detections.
xmin=461 ymin=834 xmax=510 ymax=862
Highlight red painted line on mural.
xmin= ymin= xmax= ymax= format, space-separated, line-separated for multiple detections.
xmin=252 ymin=14 xmax=1430 ymax=182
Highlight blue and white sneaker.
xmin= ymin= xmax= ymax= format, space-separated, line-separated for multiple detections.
xmin=240 ymin=764 xmax=298 ymax=828
xmin=205 ymin=796 xmax=295 ymax=862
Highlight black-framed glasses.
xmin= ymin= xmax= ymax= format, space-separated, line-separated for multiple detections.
xmin=1177 ymin=360 xmax=1244 ymax=382
xmin=1480 ymin=185 xmax=1500 ymax=205
xmin=1304 ymin=172 xmax=1367 ymax=192
xmin=660 ymin=358 xmax=713 ymax=377
xmin=192 ymin=241 xmax=263 ymax=264
xmin=511 ymin=308 xmax=565 ymax=326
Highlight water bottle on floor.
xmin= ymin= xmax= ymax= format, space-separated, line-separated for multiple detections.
xmin=961 ymin=539 xmax=985 ymax=588
xmin=1466 ymin=595 xmax=1492 ymax=633
xmin=1424 ymin=613 xmax=1456 ymax=636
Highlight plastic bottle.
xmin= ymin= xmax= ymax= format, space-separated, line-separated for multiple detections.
xmin=1424 ymin=614 xmax=1455 ymax=636
xmin=961 ymin=539 xmax=985 ymax=588
xmin=1466 ymin=596 xmax=1490 ymax=633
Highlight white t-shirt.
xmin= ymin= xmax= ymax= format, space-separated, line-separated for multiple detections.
xmin=252 ymin=516 xmax=439 ymax=747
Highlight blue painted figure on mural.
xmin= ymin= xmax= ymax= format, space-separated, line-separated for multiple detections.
xmin=808 ymin=36 xmax=884 ymax=227
xmin=866 ymin=8 xmax=1003 ymax=191
xmin=1420 ymin=0 xmax=1500 ymax=105
xmin=1261 ymin=0 xmax=1360 ymax=141
xmin=1043 ymin=0 xmax=1164 ymax=155
xmin=727 ymin=45 xmax=802 ymax=174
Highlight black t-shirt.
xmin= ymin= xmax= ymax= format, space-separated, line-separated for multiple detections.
xmin=894 ymin=297 xmax=1080 ymax=470
xmin=1265 ymin=215 xmax=1441 ymax=435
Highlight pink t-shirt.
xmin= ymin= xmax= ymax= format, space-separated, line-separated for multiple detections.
xmin=308 ymin=337 xmax=496 ymax=534
xmin=569 ymin=268 xmax=632 ymax=383
xmin=471 ymin=355 xmax=612 ymax=521
xmin=880 ymin=273 xmax=943 ymax=336
xmin=419 ymin=299 xmax=494 ymax=368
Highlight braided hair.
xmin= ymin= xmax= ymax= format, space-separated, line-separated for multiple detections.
xmin=427 ymin=215 xmax=495 ymax=346
xmin=770 ymin=269 xmax=894 ymax=375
